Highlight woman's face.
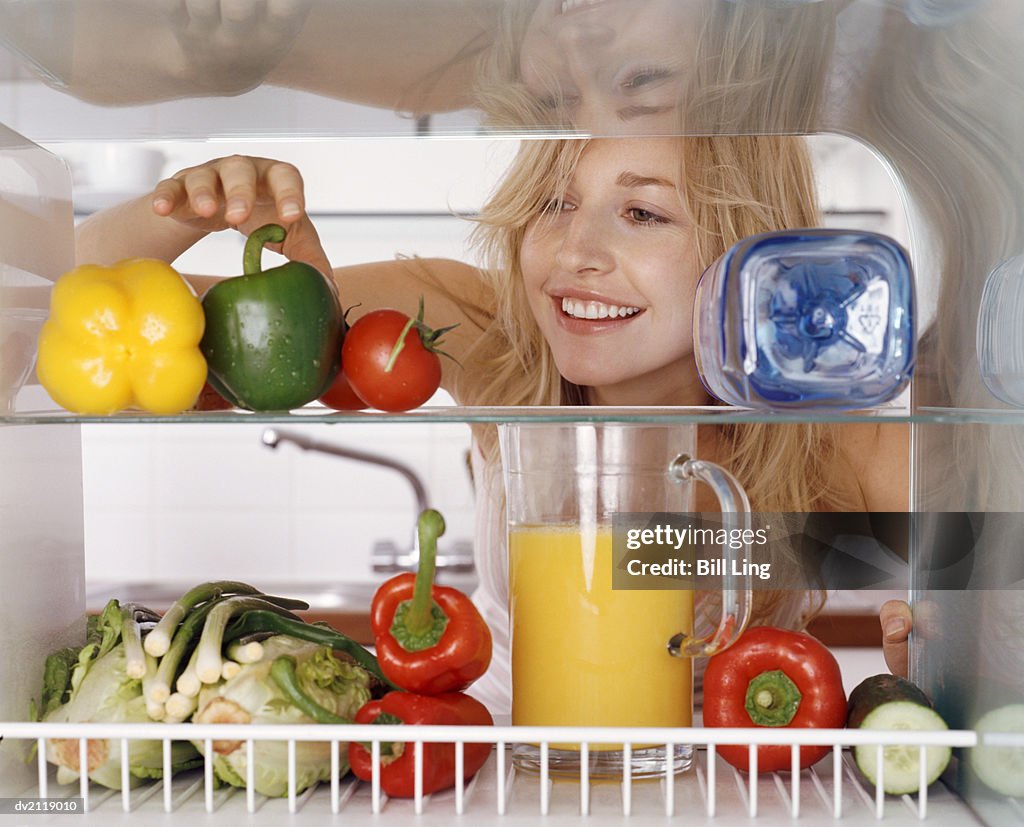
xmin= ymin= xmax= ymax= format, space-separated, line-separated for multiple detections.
xmin=520 ymin=138 xmax=709 ymax=405
xmin=517 ymin=0 xmax=703 ymax=135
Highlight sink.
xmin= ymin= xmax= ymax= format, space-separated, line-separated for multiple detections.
xmin=86 ymin=574 xmax=479 ymax=615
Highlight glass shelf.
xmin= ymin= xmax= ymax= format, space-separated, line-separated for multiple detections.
xmin=5 ymin=404 xmax=1024 ymax=426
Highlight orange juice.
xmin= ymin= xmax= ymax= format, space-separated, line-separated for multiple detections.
xmin=509 ymin=524 xmax=693 ymax=749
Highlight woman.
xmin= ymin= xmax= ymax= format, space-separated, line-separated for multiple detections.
xmin=76 ymin=135 xmax=910 ymax=712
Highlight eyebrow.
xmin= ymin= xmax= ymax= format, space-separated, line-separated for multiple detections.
xmin=615 ymin=171 xmax=676 ymax=189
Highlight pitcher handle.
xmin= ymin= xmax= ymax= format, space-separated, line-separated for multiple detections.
xmin=666 ymin=454 xmax=753 ymax=658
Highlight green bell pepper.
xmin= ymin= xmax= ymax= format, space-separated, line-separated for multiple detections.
xmin=200 ymin=224 xmax=343 ymax=411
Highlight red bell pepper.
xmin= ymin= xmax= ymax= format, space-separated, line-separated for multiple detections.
xmin=347 ymin=690 xmax=494 ymax=797
xmin=702 ymin=626 xmax=847 ymax=772
xmin=371 ymin=509 xmax=492 ymax=694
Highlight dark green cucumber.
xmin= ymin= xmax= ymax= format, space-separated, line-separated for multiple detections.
xmin=847 ymin=674 xmax=932 ymax=729
xmin=970 ymin=704 xmax=1024 ymax=797
xmin=847 ymin=674 xmax=951 ymax=795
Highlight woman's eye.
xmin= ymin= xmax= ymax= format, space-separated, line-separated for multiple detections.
xmin=623 ymin=67 xmax=672 ymax=90
xmin=628 ymin=207 xmax=667 ymax=225
xmin=541 ymin=198 xmax=571 ymax=214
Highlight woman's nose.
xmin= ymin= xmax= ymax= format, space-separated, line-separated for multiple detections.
xmin=555 ymin=213 xmax=615 ymax=275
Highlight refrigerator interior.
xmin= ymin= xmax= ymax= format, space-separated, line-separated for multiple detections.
xmin=2 ymin=1 xmax=1023 ymax=823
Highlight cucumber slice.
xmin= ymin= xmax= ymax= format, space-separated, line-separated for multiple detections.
xmin=853 ymin=701 xmax=951 ymax=795
xmin=970 ymin=704 xmax=1024 ymax=797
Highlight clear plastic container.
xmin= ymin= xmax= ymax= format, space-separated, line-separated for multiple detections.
xmin=977 ymin=253 xmax=1024 ymax=407
xmin=693 ymin=229 xmax=915 ymax=409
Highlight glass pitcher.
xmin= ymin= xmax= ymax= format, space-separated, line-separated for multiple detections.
xmin=499 ymin=421 xmax=753 ymax=778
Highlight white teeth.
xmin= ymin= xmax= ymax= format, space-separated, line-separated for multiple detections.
xmin=561 ymin=297 xmax=641 ymax=320
xmin=560 ymin=0 xmax=603 ymax=13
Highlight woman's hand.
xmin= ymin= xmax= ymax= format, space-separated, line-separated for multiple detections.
xmin=880 ymin=599 xmax=912 ymax=678
xmin=151 ymin=155 xmax=332 ymax=276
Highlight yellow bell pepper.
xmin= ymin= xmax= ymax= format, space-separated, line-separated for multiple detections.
xmin=38 ymin=259 xmax=207 ymax=415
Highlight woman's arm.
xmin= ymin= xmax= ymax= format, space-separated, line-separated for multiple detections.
xmin=267 ymin=0 xmax=503 ymax=114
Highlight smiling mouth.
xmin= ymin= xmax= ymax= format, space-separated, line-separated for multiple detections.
xmin=560 ymin=296 xmax=642 ymax=320
xmin=560 ymin=0 xmax=608 ymax=13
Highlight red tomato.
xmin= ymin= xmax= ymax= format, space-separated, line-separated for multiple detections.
xmin=193 ymin=381 xmax=234 ymax=411
xmin=318 ymin=370 xmax=369 ymax=411
xmin=341 ymin=308 xmax=443 ymax=412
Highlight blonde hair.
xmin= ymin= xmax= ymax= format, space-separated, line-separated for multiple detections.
xmin=459 ymin=135 xmax=855 ymax=513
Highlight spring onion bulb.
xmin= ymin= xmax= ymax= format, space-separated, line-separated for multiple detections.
xmin=148 ymin=599 xmax=223 ymax=704
xmin=226 ymin=640 xmax=264 ymax=664
xmin=121 ymin=608 xmax=147 ymax=680
xmin=141 ymin=653 xmax=165 ymax=720
xmin=196 ymin=596 xmax=303 ymax=685
xmin=164 ymin=692 xmax=198 ymax=723
xmin=221 ymin=660 xmax=242 ymax=680
xmin=175 ymin=646 xmax=203 ymax=698
xmin=144 ymin=581 xmax=264 ymax=657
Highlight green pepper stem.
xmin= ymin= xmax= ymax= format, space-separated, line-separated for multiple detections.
xmin=270 ymin=656 xmax=351 ymax=724
xmin=744 ymin=669 xmax=802 ymax=727
xmin=404 ymin=509 xmax=446 ymax=635
xmin=243 ymin=224 xmax=287 ymax=275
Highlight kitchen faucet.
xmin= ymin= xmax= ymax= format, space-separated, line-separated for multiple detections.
xmin=261 ymin=428 xmax=473 ymax=575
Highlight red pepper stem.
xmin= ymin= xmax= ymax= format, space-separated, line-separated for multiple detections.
xmin=744 ymin=669 xmax=802 ymax=727
xmin=404 ymin=509 xmax=445 ymax=635
xmin=243 ymin=224 xmax=287 ymax=275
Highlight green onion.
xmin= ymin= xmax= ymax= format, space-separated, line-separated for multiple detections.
xmin=195 ymin=596 xmax=306 ymax=685
xmin=175 ymin=645 xmax=203 ymax=698
xmin=226 ymin=640 xmax=264 ymax=664
xmin=144 ymin=581 xmax=268 ymax=657
xmin=164 ymin=691 xmax=198 ymax=723
xmin=148 ymin=598 xmax=223 ymax=704
xmin=121 ymin=606 xmax=147 ymax=680
xmin=141 ymin=653 xmax=165 ymax=720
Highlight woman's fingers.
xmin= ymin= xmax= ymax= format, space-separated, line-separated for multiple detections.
xmin=152 ymin=177 xmax=186 ymax=217
xmin=218 ymin=155 xmax=260 ymax=225
xmin=151 ymin=155 xmax=309 ymax=229
xmin=263 ymin=160 xmax=306 ymax=222
xmin=879 ymin=599 xmax=913 ymax=678
xmin=181 ymin=164 xmax=224 ymax=218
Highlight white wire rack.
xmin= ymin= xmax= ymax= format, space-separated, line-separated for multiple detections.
xmin=0 ymin=721 xmax=1001 ymax=824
